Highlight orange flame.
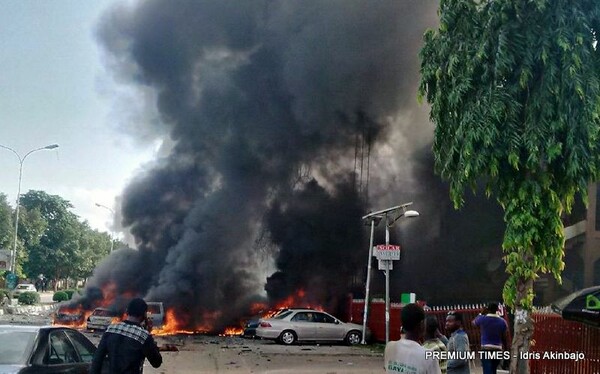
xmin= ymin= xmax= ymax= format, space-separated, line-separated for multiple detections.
xmin=260 ymin=288 xmax=323 ymax=319
xmin=220 ymin=327 xmax=244 ymax=336
xmin=52 ymin=305 xmax=92 ymax=329
xmin=152 ymin=308 xmax=211 ymax=336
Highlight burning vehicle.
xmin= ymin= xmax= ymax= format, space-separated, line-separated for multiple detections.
xmin=146 ymin=302 xmax=165 ymax=330
xmin=52 ymin=306 xmax=87 ymax=327
xmin=86 ymin=308 xmax=121 ymax=331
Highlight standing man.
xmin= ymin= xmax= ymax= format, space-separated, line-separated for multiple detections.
xmin=423 ymin=316 xmax=448 ymax=374
xmin=445 ymin=311 xmax=470 ymax=374
xmin=472 ymin=303 xmax=508 ymax=374
xmin=91 ymin=298 xmax=162 ymax=374
xmin=384 ymin=303 xmax=441 ymax=374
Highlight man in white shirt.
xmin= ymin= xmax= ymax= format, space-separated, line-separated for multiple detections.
xmin=384 ymin=303 xmax=442 ymax=374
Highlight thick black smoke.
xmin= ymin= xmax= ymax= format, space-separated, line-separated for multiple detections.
xmin=83 ymin=0 xmax=450 ymax=329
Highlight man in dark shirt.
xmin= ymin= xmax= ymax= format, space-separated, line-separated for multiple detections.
xmin=91 ymin=298 xmax=162 ymax=374
xmin=445 ymin=311 xmax=470 ymax=374
xmin=472 ymin=303 xmax=508 ymax=374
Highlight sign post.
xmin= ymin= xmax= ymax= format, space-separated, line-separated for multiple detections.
xmin=361 ymin=203 xmax=418 ymax=345
xmin=375 ymin=241 xmax=401 ymax=343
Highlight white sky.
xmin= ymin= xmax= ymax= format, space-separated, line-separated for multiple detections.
xmin=0 ymin=1 xmax=156 ymax=236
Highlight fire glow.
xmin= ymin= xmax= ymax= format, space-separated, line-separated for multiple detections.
xmin=222 ymin=288 xmax=324 ymax=334
xmin=55 ymin=284 xmax=324 ymax=337
xmin=152 ymin=309 xmax=209 ymax=336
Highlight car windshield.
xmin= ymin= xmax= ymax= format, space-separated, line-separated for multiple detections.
xmin=273 ymin=310 xmax=293 ymax=319
xmin=92 ymin=309 xmax=116 ymax=317
xmin=147 ymin=304 xmax=162 ymax=314
xmin=0 ymin=331 xmax=36 ymax=364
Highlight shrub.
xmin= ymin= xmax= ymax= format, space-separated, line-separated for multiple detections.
xmin=53 ymin=291 xmax=69 ymax=302
xmin=64 ymin=289 xmax=80 ymax=300
xmin=18 ymin=291 xmax=40 ymax=305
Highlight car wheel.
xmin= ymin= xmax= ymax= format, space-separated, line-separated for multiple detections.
xmin=278 ymin=330 xmax=297 ymax=345
xmin=345 ymin=330 xmax=361 ymax=345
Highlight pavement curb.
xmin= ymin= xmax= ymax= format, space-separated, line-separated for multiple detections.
xmin=5 ymin=303 xmax=58 ymax=315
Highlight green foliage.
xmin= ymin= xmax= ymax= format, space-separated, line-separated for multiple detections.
xmin=419 ymin=0 xmax=600 ymax=309
xmin=63 ymin=289 xmax=79 ymax=300
xmin=18 ymin=291 xmax=39 ymax=305
xmin=0 ymin=288 xmax=11 ymax=300
xmin=52 ymin=291 xmax=69 ymax=302
xmin=0 ymin=194 xmax=13 ymax=251
xmin=20 ymin=191 xmax=112 ymax=284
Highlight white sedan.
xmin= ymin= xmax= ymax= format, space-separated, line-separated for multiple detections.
xmin=12 ymin=283 xmax=37 ymax=297
xmin=256 ymin=308 xmax=364 ymax=345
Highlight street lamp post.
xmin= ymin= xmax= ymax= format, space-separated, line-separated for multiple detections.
xmin=361 ymin=203 xmax=419 ymax=344
xmin=0 ymin=143 xmax=59 ymax=273
xmin=95 ymin=203 xmax=115 ymax=252
xmin=360 ymin=214 xmax=382 ymax=344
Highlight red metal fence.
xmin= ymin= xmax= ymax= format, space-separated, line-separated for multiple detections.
xmin=528 ymin=310 xmax=600 ymax=374
xmin=349 ymin=300 xmax=600 ymax=373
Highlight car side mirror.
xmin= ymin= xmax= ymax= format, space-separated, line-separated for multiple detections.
xmin=335 ymin=320 xmax=340 ymax=324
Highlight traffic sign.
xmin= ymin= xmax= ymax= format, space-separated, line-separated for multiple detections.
xmin=374 ymin=244 xmax=401 ymax=260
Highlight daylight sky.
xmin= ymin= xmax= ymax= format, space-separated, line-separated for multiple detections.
xmin=0 ymin=1 xmax=156 ymax=238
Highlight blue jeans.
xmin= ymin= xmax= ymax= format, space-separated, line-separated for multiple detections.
xmin=481 ymin=358 xmax=500 ymax=374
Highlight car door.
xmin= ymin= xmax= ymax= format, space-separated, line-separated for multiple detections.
xmin=314 ymin=312 xmax=345 ymax=341
xmin=36 ymin=329 xmax=88 ymax=373
xmin=65 ymin=330 xmax=112 ymax=374
xmin=289 ymin=312 xmax=318 ymax=340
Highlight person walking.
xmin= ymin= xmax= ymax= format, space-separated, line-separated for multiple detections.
xmin=445 ymin=311 xmax=470 ymax=374
xmin=91 ymin=298 xmax=162 ymax=374
xmin=472 ymin=303 xmax=508 ymax=374
xmin=384 ymin=303 xmax=441 ymax=374
xmin=423 ymin=316 xmax=448 ymax=374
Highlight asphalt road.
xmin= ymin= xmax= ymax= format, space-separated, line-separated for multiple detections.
xmin=86 ymin=333 xmax=384 ymax=374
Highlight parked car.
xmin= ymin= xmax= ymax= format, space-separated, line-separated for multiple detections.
xmin=255 ymin=308 xmax=364 ymax=345
xmin=12 ymin=284 xmax=36 ymax=297
xmin=53 ymin=306 xmax=85 ymax=326
xmin=86 ymin=308 xmax=120 ymax=331
xmin=146 ymin=302 xmax=165 ymax=329
xmin=0 ymin=324 xmax=101 ymax=373
xmin=244 ymin=308 xmax=309 ymax=338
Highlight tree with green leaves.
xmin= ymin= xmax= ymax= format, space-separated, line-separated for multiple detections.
xmin=0 ymin=194 xmax=13 ymax=250
xmin=20 ymin=191 xmax=83 ymax=289
xmin=419 ymin=1 xmax=600 ymax=372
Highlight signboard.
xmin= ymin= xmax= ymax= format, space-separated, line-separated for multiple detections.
xmin=378 ymin=259 xmax=393 ymax=270
xmin=401 ymin=293 xmax=416 ymax=304
xmin=6 ymin=272 xmax=17 ymax=290
xmin=375 ymin=244 xmax=401 ymax=261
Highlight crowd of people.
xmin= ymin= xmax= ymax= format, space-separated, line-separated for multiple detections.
xmin=384 ymin=303 xmax=508 ymax=374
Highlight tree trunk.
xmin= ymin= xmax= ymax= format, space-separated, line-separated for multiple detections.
xmin=510 ymin=277 xmax=535 ymax=374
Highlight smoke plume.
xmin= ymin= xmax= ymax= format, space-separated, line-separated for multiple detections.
xmin=80 ymin=0 xmax=510 ymax=330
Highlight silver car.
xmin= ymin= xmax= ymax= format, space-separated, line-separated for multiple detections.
xmin=86 ymin=307 xmax=120 ymax=331
xmin=255 ymin=308 xmax=363 ymax=345
xmin=12 ymin=284 xmax=36 ymax=297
